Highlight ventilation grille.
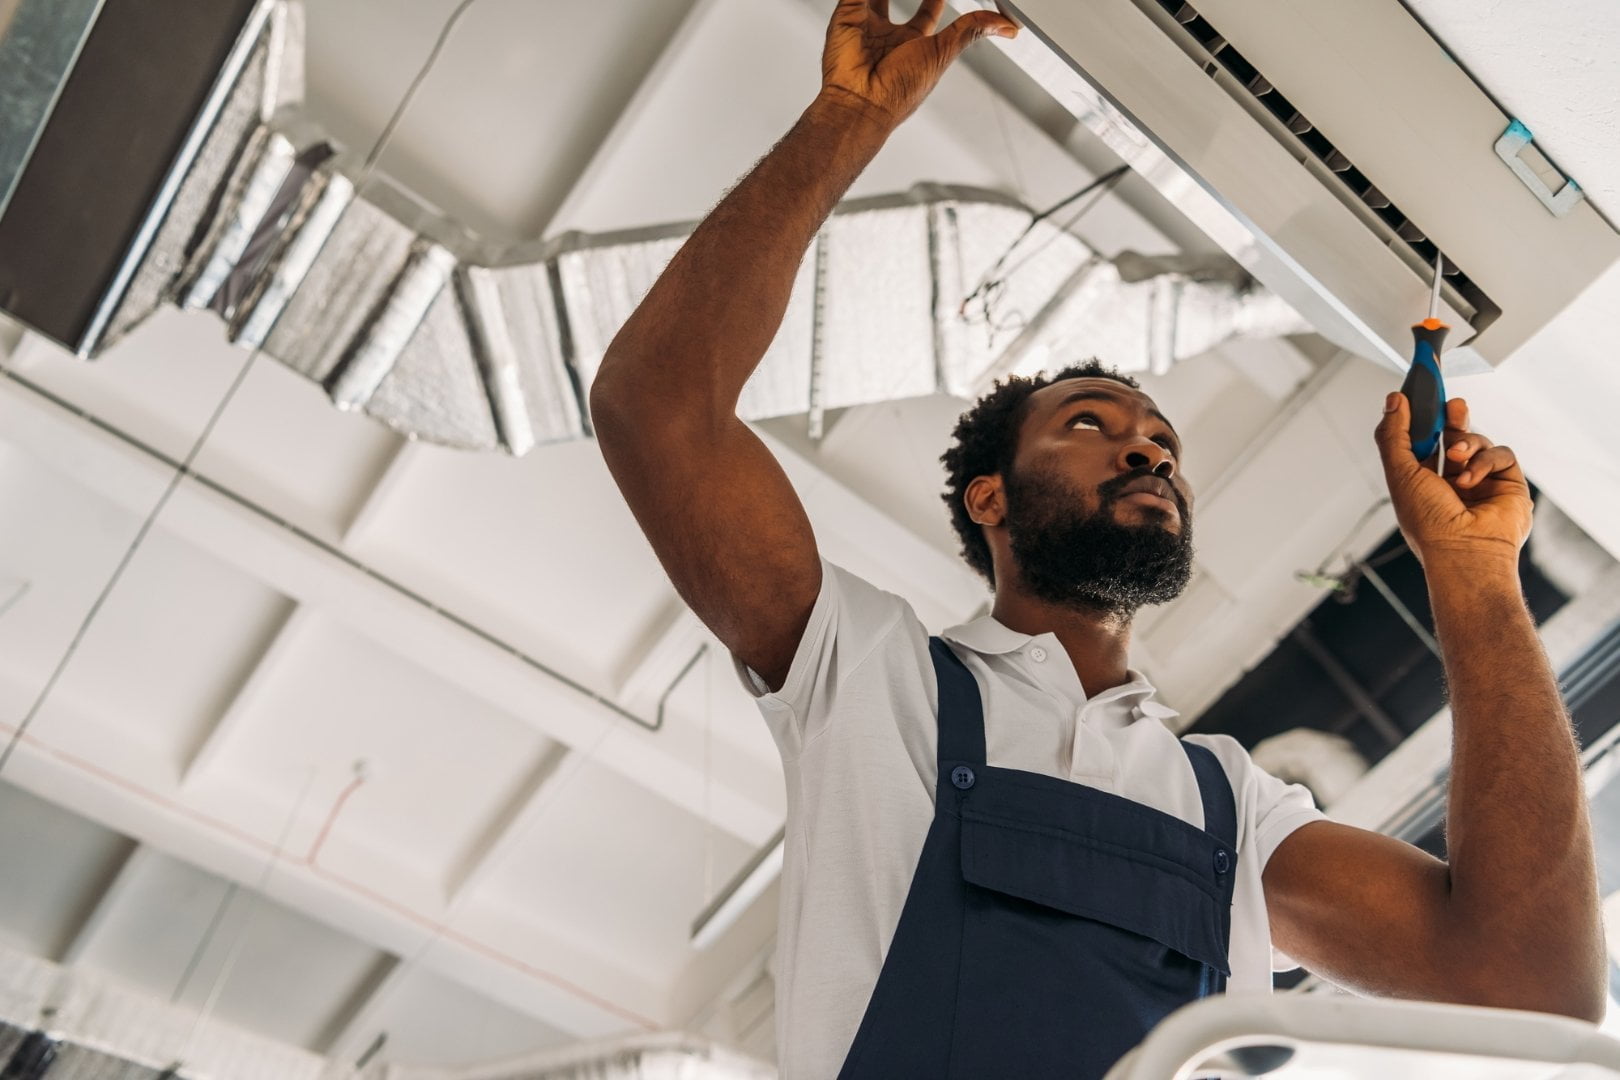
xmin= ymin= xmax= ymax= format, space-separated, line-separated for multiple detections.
xmin=1144 ymin=0 xmax=1500 ymax=335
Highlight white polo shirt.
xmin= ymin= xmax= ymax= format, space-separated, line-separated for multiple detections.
xmin=734 ymin=559 xmax=1327 ymax=1079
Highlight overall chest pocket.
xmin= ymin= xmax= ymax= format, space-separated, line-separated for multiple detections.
xmin=944 ymin=769 xmax=1236 ymax=1078
xmin=960 ymin=805 xmax=1232 ymax=972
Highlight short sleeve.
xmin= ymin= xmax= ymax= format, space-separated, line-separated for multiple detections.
xmin=1184 ymin=733 xmax=1328 ymax=972
xmin=729 ymin=557 xmax=913 ymax=759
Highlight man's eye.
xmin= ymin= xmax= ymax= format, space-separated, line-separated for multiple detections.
xmin=1069 ymin=412 xmax=1101 ymax=429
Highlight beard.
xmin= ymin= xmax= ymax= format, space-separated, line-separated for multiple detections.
xmin=1002 ymin=463 xmax=1195 ymax=619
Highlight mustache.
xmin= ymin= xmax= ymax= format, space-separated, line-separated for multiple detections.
xmin=1102 ymin=475 xmax=1186 ymax=515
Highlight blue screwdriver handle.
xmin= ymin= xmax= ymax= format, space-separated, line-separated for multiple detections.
xmin=1402 ymin=317 xmax=1450 ymax=461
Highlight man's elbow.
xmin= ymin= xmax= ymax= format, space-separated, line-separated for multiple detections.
xmin=1541 ymin=976 xmax=1610 ymax=1026
xmin=1443 ymin=953 xmax=1608 ymax=1024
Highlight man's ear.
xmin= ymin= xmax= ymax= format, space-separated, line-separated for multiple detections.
xmin=965 ymin=474 xmax=1005 ymax=528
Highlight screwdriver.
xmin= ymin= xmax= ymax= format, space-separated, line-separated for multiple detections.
xmin=1401 ymin=253 xmax=1450 ymax=475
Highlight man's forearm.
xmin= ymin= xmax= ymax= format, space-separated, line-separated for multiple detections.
xmin=593 ymin=93 xmax=891 ymax=412
xmin=1428 ymin=557 xmax=1605 ymax=1018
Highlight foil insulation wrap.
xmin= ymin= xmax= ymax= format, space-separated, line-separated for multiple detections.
xmin=32 ymin=3 xmax=1307 ymax=457
xmin=97 ymin=2 xmax=298 ymax=352
xmin=817 ymin=201 xmax=938 ymax=412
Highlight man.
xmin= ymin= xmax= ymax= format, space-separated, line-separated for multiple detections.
xmin=590 ymin=2 xmax=1605 ymax=1076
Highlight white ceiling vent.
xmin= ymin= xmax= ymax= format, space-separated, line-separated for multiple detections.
xmin=988 ymin=0 xmax=1620 ymax=372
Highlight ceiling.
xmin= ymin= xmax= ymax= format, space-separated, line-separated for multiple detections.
xmin=0 ymin=0 xmax=1618 ymax=1073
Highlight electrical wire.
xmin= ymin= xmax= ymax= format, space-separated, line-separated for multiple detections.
xmin=702 ymin=646 xmax=716 ymax=908
xmin=1 ymin=3 xmax=527 ymax=1070
xmin=166 ymin=771 xmax=316 ymax=1074
xmin=0 ymin=346 xmax=261 ymax=778
xmin=958 ymin=164 xmax=1131 ymax=348
xmin=0 ymin=0 xmax=480 ymax=783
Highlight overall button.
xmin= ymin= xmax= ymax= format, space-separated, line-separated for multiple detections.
xmin=1213 ymin=849 xmax=1231 ymax=875
xmin=1029 ymin=646 xmax=1048 ymax=662
xmin=951 ymin=765 xmax=976 ymax=790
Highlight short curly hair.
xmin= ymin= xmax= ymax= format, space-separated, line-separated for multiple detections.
xmin=940 ymin=360 xmax=1142 ymax=588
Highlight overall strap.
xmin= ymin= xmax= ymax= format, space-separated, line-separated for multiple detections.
xmin=929 ymin=637 xmax=986 ymax=766
xmin=1180 ymin=740 xmax=1238 ymax=850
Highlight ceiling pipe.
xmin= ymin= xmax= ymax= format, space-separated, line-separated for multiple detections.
xmin=382 ymin=1032 xmax=775 ymax=1080
xmin=0 ymin=1 xmax=1309 ymax=459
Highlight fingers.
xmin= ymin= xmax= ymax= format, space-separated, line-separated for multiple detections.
xmin=1446 ymin=430 xmax=1495 ymax=463
xmin=1375 ymin=392 xmax=1426 ymax=491
xmin=909 ymin=0 xmax=945 ymax=32
xmin=932 ymin=9 xmax=1019 ymax=62
xmin=1452 ymin=445 xmax=1519 ymax=488
xmin=1443 ymin=396 xmax=1470 ymax=434
xmin=868 ymin=0 xmax=889 ymax=20
xmin=833 ymin=0 xmax=872 ymax=25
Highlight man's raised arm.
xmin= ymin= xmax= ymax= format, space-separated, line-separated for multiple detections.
xmin=590 ymin=1 xmax=1017 ymax=691
xmin=1262 ymin=395 xmax=1606 ymax=1021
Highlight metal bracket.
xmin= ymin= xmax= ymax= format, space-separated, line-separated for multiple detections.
xmin=1494 ymin=120 xmax=1585 ymax=218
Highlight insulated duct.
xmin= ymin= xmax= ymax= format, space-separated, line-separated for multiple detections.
xmin=0 ymin=943 xmax=773 ymax=1080
xmin=0 ymin=0 xmax=1310 ymax=455
xmin=0 ymin=946 xmax=327 ymax=1080
xmin=386 ymin=1033 xmax=775 ymax=1080
xmin=0 ymin=1022 xmax=775 ymax=1080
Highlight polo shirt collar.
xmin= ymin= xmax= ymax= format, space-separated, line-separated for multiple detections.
xmin=940 ymin=614 xmax=1181 ymax=721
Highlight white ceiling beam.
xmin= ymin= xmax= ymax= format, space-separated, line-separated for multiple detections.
xmin=180 ymin=603 xmax=308 ymax=783
xmin=338 ymin=440 xmax=419 ymax=548
xmin=54 ymin=841 xmax=146 ymax=967
xmin=0 ymin=667 xmax=663 ymax=1039
xmin=314 ymin=954 xmax=404 ymax=1063
xmin=442 ymin=741 xmax=572 ymax=903
xmin=0 ymin=369 xmax=778 ymax=846
xmin=0 ymin=364 xmax=972 ymax=844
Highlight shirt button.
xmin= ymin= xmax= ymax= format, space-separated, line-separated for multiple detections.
xmin=951 ymin=765 xmax=976 ymax=790
xmin=1214 ymin=849 xmax=1231 ymax=875
xmin=1030 ymin=646 xmax=1048 ymax=662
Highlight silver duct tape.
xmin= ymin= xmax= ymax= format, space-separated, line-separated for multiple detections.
xmin=261 ymin=0 xmax=304 ymax=119
xmin=459 ymin=265 xmax=538 ymax=453
xmin=368 ymin=282 xmax=499 ymax=449
xmin=555 ymin=228 xmax=812 ymax=423
xmin=1147 ymin=276 xmax=1181 ymax=376
xmin=91 ymin=2 xmax=280 ymax=353
xmin=233 ymin=164 xmax=353 ymax=349
xmin=478 ymin=263 xmax=586 ymax=445
xmin=327 ymin=240 xmax=456 ymax=409
xmin=262 ymin=192 xmax=418 ymax=383
xmin=178 ymin=126 xmax=296 ymax=311
xmin=818 ymin=206 xmax=935 ymax=410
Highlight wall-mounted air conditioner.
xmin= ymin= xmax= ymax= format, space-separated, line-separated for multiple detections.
xmin=983 ymin=0 xmax=1620 ymax=373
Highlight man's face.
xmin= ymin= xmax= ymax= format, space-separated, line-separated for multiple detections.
xmin=999 ymin=378 xmax=1196 ymax=617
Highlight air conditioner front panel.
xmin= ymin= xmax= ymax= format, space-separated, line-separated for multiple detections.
xmin=1191 ymin=0 xmax=1618 ymax=363
xmin=992 ymin=0 xmax=1619 ymax=371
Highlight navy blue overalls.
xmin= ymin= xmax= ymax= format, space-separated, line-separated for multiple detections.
xmin=837 ymin=638 xmax=1238 ymax=1079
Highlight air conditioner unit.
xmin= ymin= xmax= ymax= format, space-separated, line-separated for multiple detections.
xmin=981 ymin=0 xmax=1620 ymax=373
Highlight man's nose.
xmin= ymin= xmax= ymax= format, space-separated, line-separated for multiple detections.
xmin=1121 ymin=446 xmax=1174 ymax=479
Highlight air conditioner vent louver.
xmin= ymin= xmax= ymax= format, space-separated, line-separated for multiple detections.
xmin=1146 ymin=0 xmax=1499 ymax=335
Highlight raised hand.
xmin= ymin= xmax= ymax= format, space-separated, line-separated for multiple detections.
xmin=820 ymin=0 xmax=1018 ymax=129
xmin=1374 ymin=393 xmax=1535 ymax=571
